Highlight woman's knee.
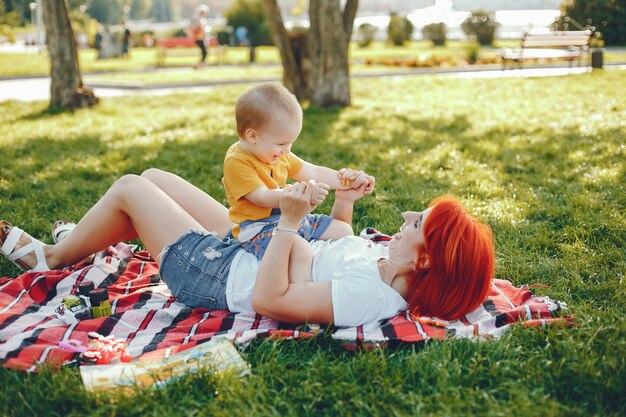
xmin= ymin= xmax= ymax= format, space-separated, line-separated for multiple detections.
xmin=110 ymin=174 xmax=147 ymax=196
xmin=141 ymin=168 xmax=166 ymax=182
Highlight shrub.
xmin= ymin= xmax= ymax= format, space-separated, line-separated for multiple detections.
xmin=465 ymin=42 xmax=480 ymax=64
xmin=422 ymin=22 xmax=447 ymax=46
xmin=551 ymin=0 xmax=625 ymax=46
xmin=357 ymin=23 xmax=377 ymax=47
xmin=224 ymin=0 xmax=273 ymax=47
xmin=387 ymin=13 xmax=414 ymax=46
xmin=461 ymin=10 xmax=498 ymax=46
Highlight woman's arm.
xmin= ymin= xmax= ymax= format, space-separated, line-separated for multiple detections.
xmin=252 ymin=181 xmax=334 ymax=324
xmin=331 ymin=183 xmax=368 ymax=225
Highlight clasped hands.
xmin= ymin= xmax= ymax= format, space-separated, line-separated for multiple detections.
xmin=301 ymin=168 xmax=376 ymax=208
xmin=280 ymin=175 xmax=372 ymax=225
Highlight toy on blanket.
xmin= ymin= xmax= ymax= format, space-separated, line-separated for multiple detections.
xmin=58 ymin=332 xmax=132 ymax=365
xmin=55 ymin=283 xmax=112 ymax=323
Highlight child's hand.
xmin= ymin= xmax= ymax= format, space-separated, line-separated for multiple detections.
xmin=310 ymin=182 xmax=330 ymax=206
xmin=337 ymin=168 xmax=375 ymax=194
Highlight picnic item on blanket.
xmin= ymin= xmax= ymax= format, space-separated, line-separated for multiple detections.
xmin=79 ymin=337 xmax=249 ymax=392
xmin=73 ymin=332 xmax=132 ymax=365
xmin=88 ymin=288 xmax=112 ymax=318
xmin=0 ymin=230 xmax=572 ymax=372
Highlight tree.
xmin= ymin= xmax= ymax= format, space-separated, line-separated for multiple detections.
xmin=262 ymin=0 xmax=358 ymax=108
xmin=42 ymin=0 xmax=98 ymax=110
xmin=553 ymin=0 xmax=626 ymax=46
xmin=423 ymin=22 xmax=447 ymax=46
xmin=151 ymin=0 xmax=173 ymax=23
xmin=225 ymin=0 xmax=273 ymax=63
xmin=130 ymin=0 xmax=148 ymax=20
xmin=87 ymin=0 xmax=122 ymax=24
xmin=461 ymin=10 xmax=498 ymax=46
xmin=387 ymin=13 xmax=414 ymax=46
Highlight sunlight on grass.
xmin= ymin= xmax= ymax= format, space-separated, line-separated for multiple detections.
xmin=1 ymin=71 xmax=625 ymax=416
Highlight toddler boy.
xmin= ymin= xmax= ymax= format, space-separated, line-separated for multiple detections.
xmin=222 ymin=83 xmax=374 ymax=259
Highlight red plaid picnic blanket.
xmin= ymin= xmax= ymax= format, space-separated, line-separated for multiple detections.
xmin=1 ymin=237 xmax=572 ymax=371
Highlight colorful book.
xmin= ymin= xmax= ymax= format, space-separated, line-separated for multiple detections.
xmin=80 ymin=338 xmax=250 ymax=391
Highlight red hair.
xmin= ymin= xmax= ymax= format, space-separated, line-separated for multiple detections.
xmin=406 ymin=196 xmax=494 ymax=321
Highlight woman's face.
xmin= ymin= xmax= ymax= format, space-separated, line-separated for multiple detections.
xmin=388 ymin=207 xmax=434 ymax=261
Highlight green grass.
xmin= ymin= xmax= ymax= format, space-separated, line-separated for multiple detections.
xmin=2 ymin=41 xmax=624 ymax=78
xmin=1 ymin=71 xmax=625 ymax=416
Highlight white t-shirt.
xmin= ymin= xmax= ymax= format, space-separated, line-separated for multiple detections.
xmin=226 ymin=236 xmax=408 ymax=327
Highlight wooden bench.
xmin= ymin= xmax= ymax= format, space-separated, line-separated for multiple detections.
xmin=155 ymin=37 xmax=227 ymax=67
xmin=501 ymin=30 xmax=591 ymax=69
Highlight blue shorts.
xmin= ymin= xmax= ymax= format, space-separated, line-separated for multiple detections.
xmin=158 ymin=230 xmax=242 ymax=310
xmin=240 ymin=213 xmax=333 ymax=260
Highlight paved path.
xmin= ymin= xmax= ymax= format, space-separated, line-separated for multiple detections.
xmin=1 ymin=63 xmax=624 ymax=103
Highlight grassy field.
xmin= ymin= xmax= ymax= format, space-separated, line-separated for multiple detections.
xmin=0 ymin=71 xmax=625 ymax=416
xmin=2 ymin=40 xmax=625 ymax=78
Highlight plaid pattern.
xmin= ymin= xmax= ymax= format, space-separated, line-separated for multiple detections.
xmin=1 ymin=234 xmax=572 ymax=371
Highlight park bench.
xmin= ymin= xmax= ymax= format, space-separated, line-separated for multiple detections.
xmin=155 ymin=37 xmax=227 ymax=67
xmin=501 ymin=30 xmax=591 ymax=69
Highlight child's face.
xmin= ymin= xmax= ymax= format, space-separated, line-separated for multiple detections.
xmin=244 ymin=112 xmax=301 ymax=165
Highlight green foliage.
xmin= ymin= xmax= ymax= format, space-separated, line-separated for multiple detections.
xmin=422 ymin=22 xmax=447 ymax=46
xmin=151 ymin=0 xmax=173 ymax=23
xmin=88 ymin=0 xmax=123 ymax=24
xmin=462 ymin=10 xmax=498 ymax=46
xmin=224 ymin=0 xmax=273 ymax=47
xmin=387 ymin=13 xmax=414 ymax=46
xmin=552 ymin=0 xmax=626 ymax=46
xmin=357 ymin=22 xmax=377 ymax=48
xmin=130 ymin=0 xmax=148 ymax=20
xmin=0 ymin=1 xmax=19 ymax=42
xmin=465 ymin=42 xmax=480 ymax=63
xmin=1 ymin=72 xmax=625 ymax=416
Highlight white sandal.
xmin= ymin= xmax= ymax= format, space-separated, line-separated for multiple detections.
xmin=0 ymin=221 xmax=50 ymax=272
xmin=52 ymin=220 xmax=76 ymax=244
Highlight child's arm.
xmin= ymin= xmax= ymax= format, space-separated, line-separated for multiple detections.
xmin=244 ymin=186 xmax=283 ymax=208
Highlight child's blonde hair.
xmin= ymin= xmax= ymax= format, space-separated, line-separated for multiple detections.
xmin=235 ymin=83 xmax=302 ymax=138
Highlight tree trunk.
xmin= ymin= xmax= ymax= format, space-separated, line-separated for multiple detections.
xmin=308 ymin=0 xmax=357 ymax=107
xmin=262 ymin=0 xmax=357 ymax=107
xmin=42 ymin=0 xmax=98 ymax=110
xmin=262 ymin=0 xmax=309 ymax=100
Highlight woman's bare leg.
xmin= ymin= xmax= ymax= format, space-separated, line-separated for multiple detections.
xmin=141 ymin=168 xmax=233 ymax=238
xmin=44 ymin=174 xmax=205 ymax=269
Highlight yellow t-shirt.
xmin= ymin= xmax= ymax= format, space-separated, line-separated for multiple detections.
xmin=222 ymin=142 xmax=304 ymax=238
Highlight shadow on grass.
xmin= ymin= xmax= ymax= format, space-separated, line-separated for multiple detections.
xmin=17 ymin=105 xmax=76 ymax=121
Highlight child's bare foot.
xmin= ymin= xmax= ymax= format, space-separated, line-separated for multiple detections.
xmin=0 ymin=221 xmax=51 ymax=272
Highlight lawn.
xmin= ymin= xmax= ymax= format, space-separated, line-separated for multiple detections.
xmin=2 ymin=40 xmax=625 ymax=77
xmin=0 ymin=71 xmax=625 ymax=416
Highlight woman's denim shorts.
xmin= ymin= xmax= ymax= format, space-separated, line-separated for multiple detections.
xmin=158 ymin=230 xmax=242 ymax=310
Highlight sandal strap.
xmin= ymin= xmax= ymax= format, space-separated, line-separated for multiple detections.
xmin=1 ymin=226 xmax=23 ymax=255
xmin=53 ymin=223 xmax=75 ymax=242
xmin=1 ymin=226 xmax=50 ymax=272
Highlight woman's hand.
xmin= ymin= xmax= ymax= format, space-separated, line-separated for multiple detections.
xmin=337 ymin=168 xmax=376 ymax=195
xmin=335 ymin=182 xmax=368 ymax=203
xmin=279 ymin=181 xmax=316 ymax=227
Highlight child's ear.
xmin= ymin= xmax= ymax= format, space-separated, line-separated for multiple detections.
xmin=243 ymin=128 xmax=258 ymax=144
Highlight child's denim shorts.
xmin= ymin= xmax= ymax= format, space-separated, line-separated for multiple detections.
xmin=240 ymin=213 xmax=332 ymax=259
xmin=158 ymin=230 xmax=242 ymax=310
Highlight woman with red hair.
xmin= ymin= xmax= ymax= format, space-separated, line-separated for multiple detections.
xmin=1 ymin=169 xmax=494 ymax=326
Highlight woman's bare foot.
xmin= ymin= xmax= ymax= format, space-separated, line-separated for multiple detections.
xmin=1 ymin=221 xmax=52 ymax=272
